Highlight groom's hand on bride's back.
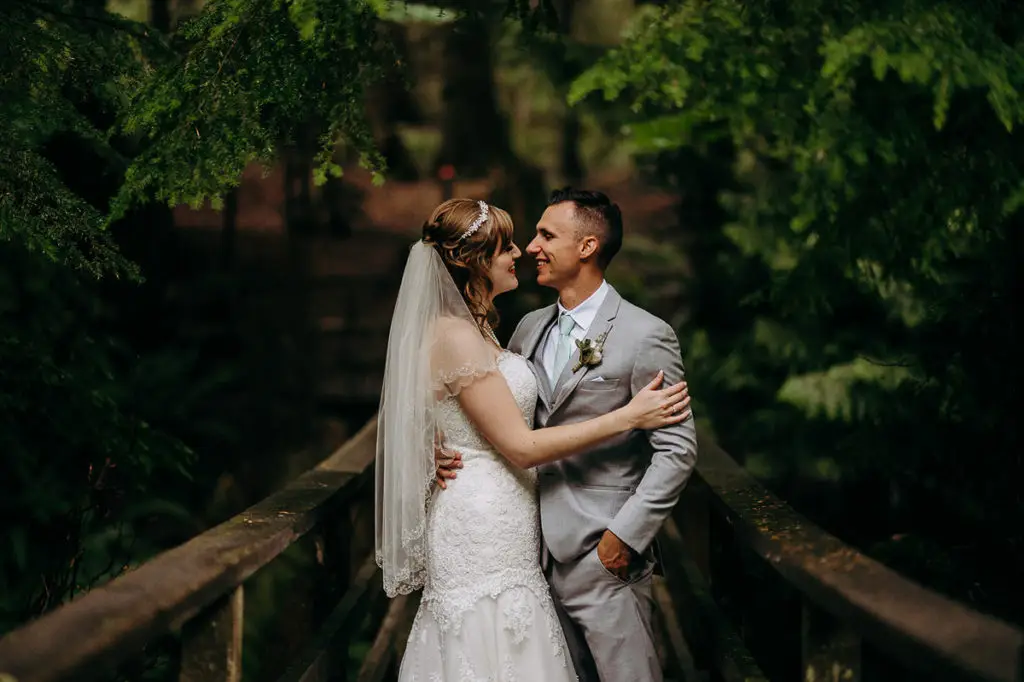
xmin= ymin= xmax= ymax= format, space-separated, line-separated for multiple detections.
xmin=434 ymin=436 xmax=463 ymax=489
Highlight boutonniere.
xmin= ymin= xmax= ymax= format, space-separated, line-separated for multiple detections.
xmin=572 ymin=330 xmax=609 ymax=373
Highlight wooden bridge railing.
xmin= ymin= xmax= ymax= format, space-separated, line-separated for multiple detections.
xmin=656 ymin=432 xmax=1024 ymax=682
xmin=2 ymin=419 xmax=1023 ymax=682
xmin=0 ymin=419 xmax=408 ymax=682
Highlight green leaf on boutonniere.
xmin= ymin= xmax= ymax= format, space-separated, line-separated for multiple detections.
xmin=573 ymin=331 xmax=609 ymax=373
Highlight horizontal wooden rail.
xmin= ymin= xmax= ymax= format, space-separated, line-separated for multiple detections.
xmin=0 ymin=418 xmax=380 ymax=682
xmin=661 ymin=431 xmax=1024 ymax=682
xmin=8 ymin=413 xmax=1022 ymax=682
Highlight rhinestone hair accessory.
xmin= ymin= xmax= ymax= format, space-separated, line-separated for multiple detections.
xmin=458 ymin=201 xmax=490 ymax=242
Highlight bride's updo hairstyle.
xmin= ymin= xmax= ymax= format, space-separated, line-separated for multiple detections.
xmin=422 ymin=198 xmax=515 ymax=333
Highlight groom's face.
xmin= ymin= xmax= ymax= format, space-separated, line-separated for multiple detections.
xmin=527 ymin=202 xmax=582 ymax=290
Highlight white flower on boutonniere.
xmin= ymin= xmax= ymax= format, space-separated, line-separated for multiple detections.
xmin=572 ymin=330 xmax=610 ymax=373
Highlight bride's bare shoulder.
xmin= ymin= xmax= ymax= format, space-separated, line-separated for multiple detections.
xmin=432 ymin=316 xmax=484 ymax=347
xmin=433 ymin=315 xmax=479 ymax=334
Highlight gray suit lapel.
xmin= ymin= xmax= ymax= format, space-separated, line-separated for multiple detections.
xmin=550 ymin=287 xmax=622 ymax=414
xmin=523 ymin=305 xmax=557 ymax=406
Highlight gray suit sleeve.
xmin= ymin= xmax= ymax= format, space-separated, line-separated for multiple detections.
xmin=607 ymin=320 xmax=697 ymax=554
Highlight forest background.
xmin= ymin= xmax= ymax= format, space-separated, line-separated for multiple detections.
xmin=2 ymin=0 xmax=1022 ymax=679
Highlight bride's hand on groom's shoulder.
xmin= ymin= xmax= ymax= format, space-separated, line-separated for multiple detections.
xmin=434 ymin=436 xmax=463 ymax=490
xmin=624 ymin=371 xmax=692 ymax=431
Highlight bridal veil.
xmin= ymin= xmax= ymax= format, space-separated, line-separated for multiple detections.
xmin=375 ymin=240 xmax=498 ymax=597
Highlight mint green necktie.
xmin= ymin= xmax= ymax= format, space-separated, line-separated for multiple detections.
xmin=553 ymin=313 xmax=576 ymax=381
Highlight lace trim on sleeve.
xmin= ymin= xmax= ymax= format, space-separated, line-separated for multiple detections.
xmin=430 ymin=316 xmax=502 ymax=399
xmin=432 ymin=358 xmax=501 ymax=398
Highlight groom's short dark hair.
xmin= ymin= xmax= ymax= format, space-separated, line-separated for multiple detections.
xmin=548 ymin=187 xmax=623 ymax=269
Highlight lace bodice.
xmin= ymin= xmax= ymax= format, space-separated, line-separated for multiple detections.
xmin=413 ymin=352 xmax=567 ymax=662
xmin=402 ymin=351 xmax=574 ymax=680
xmin=434 ymin=351 xmax=537 ymax=456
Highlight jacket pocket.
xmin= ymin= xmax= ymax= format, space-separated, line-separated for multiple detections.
xmin=578 ymin=378 xmax=621 ymax=392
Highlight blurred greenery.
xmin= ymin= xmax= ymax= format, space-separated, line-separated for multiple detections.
xmin=0 ymin=0 xmax=397 ymax=677
xmin=572 ymin=0 xmax=1024 ymax=624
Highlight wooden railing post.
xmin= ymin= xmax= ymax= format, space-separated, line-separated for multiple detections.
xmin=348 ymin=490 xmax=374 ymax=583
xmin=313 ymin=500 xmax=355 ymax=682
xmin=801 ymin=598 xmax=861 ymax=682
xmin=179 ymin=586 xmax=244 ymax=682
xmin=315 ymin=501 xmax=354 ymax=623
xmin=334 ymin=502 xmax=355 ymax=682
xmin=677 ymin=476 xmax=711 ymax=581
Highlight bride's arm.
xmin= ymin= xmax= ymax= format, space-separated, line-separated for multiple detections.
xmin=455 ymin=370 xmax=686 ymax=469
xmin=433 ymin=317 xmax=688 ymax=470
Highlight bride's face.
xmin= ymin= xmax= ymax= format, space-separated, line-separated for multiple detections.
xmin=487 ymin=240 xmax=522 ymax=297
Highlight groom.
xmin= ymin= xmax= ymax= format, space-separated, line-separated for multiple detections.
xmin=443 ymin=188 xmax=697 ymax=682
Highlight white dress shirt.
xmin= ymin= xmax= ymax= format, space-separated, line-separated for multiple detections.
xmin=541 ymin=280 xmax=610 ymax=384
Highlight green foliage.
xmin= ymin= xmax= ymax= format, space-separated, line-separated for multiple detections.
xmin=2 ymin=0 xmax=391 ymax=273
xmin=571 ymin=0 xmax=1024 ymax=619
xmin=0 ymin=244 xmax=198 ymax=631
xmin=113 ymin=0 xmax=391 ymax=218
xmin=0 ymin=1 xmax=151 ymax=278
xmin=0 ymin=0 xmax=397 ymax=649
xmin=777 ymin=357 xmax=915 ymax=421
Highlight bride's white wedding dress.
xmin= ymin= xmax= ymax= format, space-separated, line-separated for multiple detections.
xmin=398 ymin=351 xmax=576 ymax=682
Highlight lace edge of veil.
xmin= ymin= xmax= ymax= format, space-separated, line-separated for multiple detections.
xmin=377 ymin=453 xmax=438 ymax=598
xmin=378 ymin=340 xmax=501 ymax=598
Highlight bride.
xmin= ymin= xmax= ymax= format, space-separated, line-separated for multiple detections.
xmin=375 ymin=198 xmax=690 ymax=681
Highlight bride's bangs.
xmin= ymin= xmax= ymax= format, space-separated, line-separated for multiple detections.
xmin=486 ymin=205 xmax=515 ymax=254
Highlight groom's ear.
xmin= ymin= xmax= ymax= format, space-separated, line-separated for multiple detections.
xmin=579 ymin=234 xmax=600 ymax=261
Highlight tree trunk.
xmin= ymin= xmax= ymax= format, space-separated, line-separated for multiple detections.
xmin=219 ymin=188 xmax=237 ymax=272
xmin=570 ymin=0 xmax=635 ymax=46
xmin=150 ymin=0 xmax=171 ymax=32
xmin=433 ymin=14 xmax=510 ymax=178
xmin=555 ymin=0 xmax=584 ymax=184
xmin=172 ymin=0 xmax=202 ymax=23
xmin=366 ymin=22 xmax=421 ymax=180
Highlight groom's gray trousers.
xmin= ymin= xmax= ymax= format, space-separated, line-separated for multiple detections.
xmin=544 ymin=546 xmax=660 ymax=682
xmin=509 ymin=287 xmax=698 ymax=682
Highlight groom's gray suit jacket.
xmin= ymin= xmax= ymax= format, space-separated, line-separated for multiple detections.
xmin=508 ymin=285 xmax=698 ymax=565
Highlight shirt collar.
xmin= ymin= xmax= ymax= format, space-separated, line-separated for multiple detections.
xmin=557 ymin=280 xmax=609 ymax=333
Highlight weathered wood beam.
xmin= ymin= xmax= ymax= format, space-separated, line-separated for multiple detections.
xmin=0 ymin=420 xmax=378 ymax=682
xmin=690 ymin=431 xmax=1024 ymax=682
